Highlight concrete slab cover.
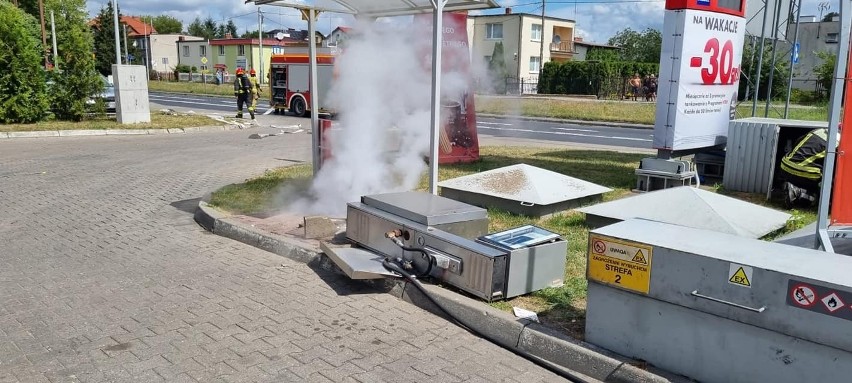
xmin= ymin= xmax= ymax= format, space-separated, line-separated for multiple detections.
xmin=577 ymin=186 xmax=791 ymax=238
xmin=437 ymin=164 xmax=612 ymax=205
xmin=320 ymin=242 xmax=398 ymax=280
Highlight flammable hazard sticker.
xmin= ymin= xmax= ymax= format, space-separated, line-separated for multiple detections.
xmin=587 ymin=234 xmax=653 ymax=294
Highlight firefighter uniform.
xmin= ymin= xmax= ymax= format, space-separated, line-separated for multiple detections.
xmin=249 ymin=69 xmax=261 ymax=119
xmin=780 ymin=128 xmax=829 ymax=207
xmin=233 ymin=68 xmax=253 ymax=119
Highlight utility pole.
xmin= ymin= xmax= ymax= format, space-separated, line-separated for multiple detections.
xmin=144 ymin=22 xmax=149 ymax=75
xmin=112 ymin=0 xmax=121 ymax=66
xmin=123 ymin=25 xmax=129 ymax=64
xmin=50 ymin=10 xmax=58 ymax=70
xmin=258 ymin=8 xmax=264 ymax=84
xmin=39 ymin=0 xmax=48 ymax=69
xmin=539 ymin=0 xmax=545 ymax=76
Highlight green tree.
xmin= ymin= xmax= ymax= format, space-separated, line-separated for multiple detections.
xmin=487 ymin=42 xmax=508 ymax=94
xmin=48 ymin=0 xmax=102 ymax=121
xmin=187 ymin=17 xmax=205 ymax=38
xmin=607 ymin=27 xmax=662 ymax=63
xmin=241 ymin=31 xmax=260 ymax=38
xmin=814 ymin=50 xmax=836 ymax=99
xmin=141 ymin=15 xmax=182 ymax=34
xmin=92 ymin=1 xmax=125 ymax=75
xmin=586 ymin=47 xmax=619 ymax=62
xmin=203 ymin=17 xmax=218 ymax=39
xmin=226 ymin=20 xmax=238 ymax=38
xmin=0 ymin=2 xmax=49 ymax=123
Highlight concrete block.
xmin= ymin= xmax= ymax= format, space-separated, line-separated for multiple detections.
xmin=146 ymin=129 xmax=169 ymax=135
xmin=9 ymin=131 xmax=59 ymax=138
xmin=167 ymin=128 xmax=185 ymax=134
xmin=58 ymin=129 xmax=106 ymax=137
xmin=304 ymin=216 xmax=340 ymax=239
xmin=106 ymin=129 xmax=148 ymax=135
xmin=182 ymin=127 xmax=203 ymax=133
xmin=112 ymin=65 xmax=151 ymax=124
xmin=0 ymin=132 xmax=9 ymax=139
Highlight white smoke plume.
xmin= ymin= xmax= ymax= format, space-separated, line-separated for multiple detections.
xmin=283 ymin=17 xmax=470 ymax=216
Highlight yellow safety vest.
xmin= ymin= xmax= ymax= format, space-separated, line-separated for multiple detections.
xmin=781 ymin=129 xmax=828 ymax=180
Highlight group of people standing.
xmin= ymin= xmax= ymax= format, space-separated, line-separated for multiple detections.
xmin=233 ymin=68 xmax=262 ymax=120
xmin=627 ymin=73 xmax=658 ymax=102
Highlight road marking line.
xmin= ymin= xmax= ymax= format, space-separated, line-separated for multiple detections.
xmin=478 ymin=121 xmax=513 ymax=126
xmin=552 ymin=127 xmax=598 ymax=133
xmin=477 ymin=126 xmax=652 ymax=142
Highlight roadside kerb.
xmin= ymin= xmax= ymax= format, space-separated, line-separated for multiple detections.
xmin=477 ymin=113 xmax=654 ymax=130
xmin=0 ymin=125 xmax=243 ymax=139
xmin=194 ymin=200 xmax=684 ymax=383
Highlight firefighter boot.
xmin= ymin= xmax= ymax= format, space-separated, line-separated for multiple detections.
xmin=249 ymin=110 xmax=255 ymax=120
xmin=235 ymin=111 xmax=243 ymax=119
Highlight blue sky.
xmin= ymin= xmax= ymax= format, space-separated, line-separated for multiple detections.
xmin=86 ymin=0 xmax=838 ymax=44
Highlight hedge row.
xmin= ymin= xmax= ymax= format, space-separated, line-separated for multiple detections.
xmin=537 ymin=61 xmax=660 ymax=96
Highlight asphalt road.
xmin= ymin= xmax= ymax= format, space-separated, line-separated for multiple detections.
xmin=149 ymin=92 xmax=654 ymax=150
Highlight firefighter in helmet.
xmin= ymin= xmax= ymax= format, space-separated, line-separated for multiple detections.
xmin=233 ymin=67 xmax=253 ymax=119
xmin=248 ymin=68 xmax=261 ymax=120
xmin=780 ymin=126 xmax=841 ymax=208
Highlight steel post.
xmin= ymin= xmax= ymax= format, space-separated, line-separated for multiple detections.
xmin=815 ymin=0 xmax=850 ymax=252
xmin=308 ymin=8 xmax=320 ymax=176
xmin=784 ymin=0 xmax=803 ymax=118
xmin=112 ymin=0 xmax=120 ymax=66
xmin=763 ymin=0 xmax=785 ymax=117
xmin=428 ymin=0 xmax=446 ymax=194
xmin=752 ymin=0 xmax=771 ymax=116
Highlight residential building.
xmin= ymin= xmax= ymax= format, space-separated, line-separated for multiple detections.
xmin=177 ymin=35 xmax=328 ymax=83
xmin=572 ymin=37 xmax=620 ymax=61
xmin=467 ymin=8 xmax=576 ymax=84
xmin=328 ymin=26 xmax=351 ymax=47
xmin=149 ymin=34 xmax=203 ymax=73
xmin=786 ymin=15 xmax=841 ymax=91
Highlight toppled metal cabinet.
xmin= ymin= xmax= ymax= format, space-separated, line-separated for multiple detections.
xmin=585 ymin=219 xmax=852 ymax=383
xmin=723 ymin=118 xmax=827 ymax=198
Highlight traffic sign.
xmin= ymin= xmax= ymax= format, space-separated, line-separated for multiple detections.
xmin=201 ymin=57 xmax=208 ymax=64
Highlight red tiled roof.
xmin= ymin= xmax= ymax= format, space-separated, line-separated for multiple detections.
xmin=209 ymin=38 xmax=301 ymax=46
xmin=88 ymin=16 xmax=156 ymax=37
xmin=337 ymin=26 xmax=352 ymax=33
xmin=121 ymin=16 xmax=156 ymax=37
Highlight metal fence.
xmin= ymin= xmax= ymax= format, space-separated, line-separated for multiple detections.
xmin=503 ymin=75 xmax=656 ymax=101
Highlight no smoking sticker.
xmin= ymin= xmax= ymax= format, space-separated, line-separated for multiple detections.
xmin=791 ymin=285 xmax=816 ymax=307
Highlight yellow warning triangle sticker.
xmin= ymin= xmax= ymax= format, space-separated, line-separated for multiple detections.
xmin=631 ymin=250 xmax=648 ymax=264
xmin=729 ymin=267 xmax=751 ymax=287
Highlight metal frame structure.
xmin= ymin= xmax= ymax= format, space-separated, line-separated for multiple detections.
xmin=248 ymin=0 xmax=499 ymax=191
xmin=815 ymin=0 xmax=851 ymax=253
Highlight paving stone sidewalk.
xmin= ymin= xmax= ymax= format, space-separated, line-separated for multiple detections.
xmin=0 ymin=130 xmax=565 ymax=382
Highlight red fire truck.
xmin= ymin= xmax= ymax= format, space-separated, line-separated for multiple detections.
xmin=268 ymin=54 xmax=335 ymax=117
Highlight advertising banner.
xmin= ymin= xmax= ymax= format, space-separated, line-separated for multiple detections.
xmin=831 ymin=49 xmax=852 ymax=225
xmin=415 ymin=12 xmax=480 ymax=164
xmin=654 ymin=9 xmax=745 ymax=151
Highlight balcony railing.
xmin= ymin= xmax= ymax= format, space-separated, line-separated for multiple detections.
xmin=549 ymin=41 xmax=575 ymax=54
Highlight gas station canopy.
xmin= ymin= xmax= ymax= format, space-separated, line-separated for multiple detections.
xmin=250 ymin=0 xmax=500 ymax=17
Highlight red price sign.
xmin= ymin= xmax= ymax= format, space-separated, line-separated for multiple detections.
xmin=690 ymin=38 xmax=740 ymax=85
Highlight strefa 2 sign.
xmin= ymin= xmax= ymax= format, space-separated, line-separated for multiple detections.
xmin=654 ymin=0 xmax=746 ymax=151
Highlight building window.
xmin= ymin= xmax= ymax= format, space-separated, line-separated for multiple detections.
xmin=486 ymin=23 xmax=503 ymax=39
xmin=182 ymin=46 xmax=189 ymax=57
xmin=200 ymin=46 xmax=206 ymax=56
xmin=531 ymin=24 xmax=542 ymax=41
xmin=827 ymin=33 xmax=839 ymax=43
xmin=238 ymin=45 xmax=246 ymax=55
xmin=162 ymin=57 xmax=168 ymax=65
xmin=529 ymin=56 xmax=541 ymax=73
xmin=218 ymin=46 xmax=224 ymax=55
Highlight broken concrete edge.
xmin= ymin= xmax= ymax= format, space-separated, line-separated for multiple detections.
xmin=0 ymin=125 xmax=239 ymax=139
xmin=476 ymin=113 xmax=654 ymax=130
xmin=193 ymin=200 xmax=680 ymax=383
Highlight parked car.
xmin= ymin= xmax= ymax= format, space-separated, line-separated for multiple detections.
xmin=86 ymin=76 xmax=115 ymax=113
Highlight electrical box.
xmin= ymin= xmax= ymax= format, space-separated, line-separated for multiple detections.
xmin=585 ymin=219 xmax=852 ymax=383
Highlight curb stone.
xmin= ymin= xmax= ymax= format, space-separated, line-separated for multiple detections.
xmin=194 ymin=200 xmax=689 ymax=383
xmin=0 ymin=125 xmax=238 ymax=139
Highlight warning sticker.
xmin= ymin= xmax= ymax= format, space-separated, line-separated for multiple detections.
xmin=786 ymin=280 xmax=852 ymax=321
xmin=587 ymin=234 xmax=653 ymax=294
xmin=728 ymin=264 xmax=752 ymax=288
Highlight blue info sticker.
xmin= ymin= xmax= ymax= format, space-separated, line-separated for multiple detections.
xmin=697 ymin=0 xmax=710 ymax=5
